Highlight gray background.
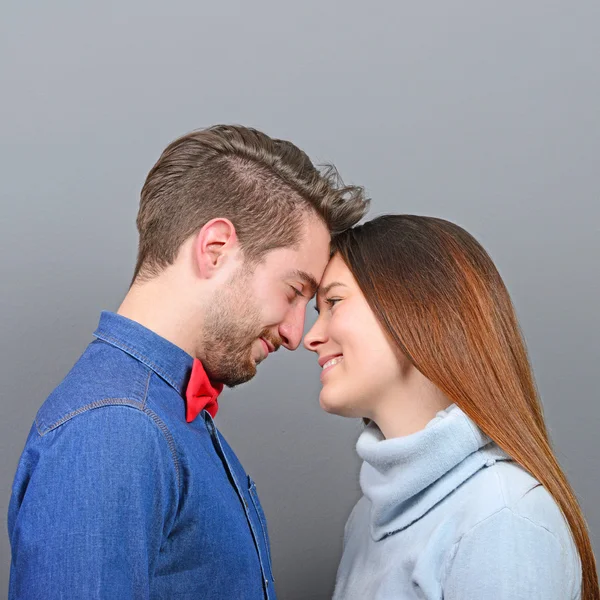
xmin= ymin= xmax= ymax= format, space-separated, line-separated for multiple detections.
xmin=1 ymin=1 xmax=598 ymax=598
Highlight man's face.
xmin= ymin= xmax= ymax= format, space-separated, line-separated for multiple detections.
xmin=202 ymin=217 xmax=330 ymax=387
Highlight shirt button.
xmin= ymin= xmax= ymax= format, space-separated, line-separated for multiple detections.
xmin=485 ymin=458 xmax=496 ymax=467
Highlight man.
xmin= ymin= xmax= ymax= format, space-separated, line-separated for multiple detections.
xmin=8 ymin=125 xmax=369 ymax=599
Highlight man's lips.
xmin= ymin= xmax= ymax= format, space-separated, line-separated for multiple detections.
xmin=260 ymin=338 xmax=275 ymax=355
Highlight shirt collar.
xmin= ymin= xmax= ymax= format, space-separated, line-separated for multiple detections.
xmin=93 ymin=311 xmax=194 ymax=397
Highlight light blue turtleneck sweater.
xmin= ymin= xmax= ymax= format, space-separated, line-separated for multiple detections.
xmin=333 ymin=404 xmax=581 ymax=599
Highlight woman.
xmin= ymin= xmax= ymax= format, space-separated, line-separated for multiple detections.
xmin=304 ymin=215 xmax=597 ymax=600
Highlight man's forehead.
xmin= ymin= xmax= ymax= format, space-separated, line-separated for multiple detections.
xmin=295 ymin=217 xmax=332 ymax=276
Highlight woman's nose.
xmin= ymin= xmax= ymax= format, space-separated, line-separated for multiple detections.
xmin=303 ymin=318 xmax=327 ymax=352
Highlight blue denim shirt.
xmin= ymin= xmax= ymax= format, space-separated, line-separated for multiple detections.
xmin=8 ymin=311 xmax=277 ymax=600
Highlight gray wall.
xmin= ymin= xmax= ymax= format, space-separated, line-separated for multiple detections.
xmin=1 ymin=2 xmax=598 ymax=598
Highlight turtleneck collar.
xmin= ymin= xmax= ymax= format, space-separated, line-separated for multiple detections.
xmin=357 ymin=404 xmax=510 ymax=541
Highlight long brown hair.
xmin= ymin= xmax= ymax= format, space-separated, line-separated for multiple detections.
xmin=333 ymin=214 xmax=598 ymax=599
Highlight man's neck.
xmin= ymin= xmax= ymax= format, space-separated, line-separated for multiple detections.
xmin=117 ymin=278 xmax=203 ymax=358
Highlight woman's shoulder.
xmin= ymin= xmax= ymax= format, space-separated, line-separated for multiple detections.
xmin=441 ymin=456 xmax=581 ymax=598
xmin=471 ymin=456 xmax=569 ymax=538
xmin=458 ymin=452 xmax=570 ymax=538
xmin=491 ymin=459 xmax=564 ymax=523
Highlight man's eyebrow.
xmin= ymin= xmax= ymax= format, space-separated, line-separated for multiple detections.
xmin=290 ymin=270 xmax=319 ymax=295
xmin=318 ymin=282 xmax=347 ymax=296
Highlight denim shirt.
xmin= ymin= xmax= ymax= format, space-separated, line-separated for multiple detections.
xmin=8 ymin=311 xmax=277 ymax=600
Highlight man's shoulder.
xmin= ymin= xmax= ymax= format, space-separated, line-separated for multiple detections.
xmin=35 ymin=338 xmax=153 ymax=435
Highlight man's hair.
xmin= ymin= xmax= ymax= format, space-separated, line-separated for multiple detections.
xmin=133 ymin=124 xmax=369 ymax=282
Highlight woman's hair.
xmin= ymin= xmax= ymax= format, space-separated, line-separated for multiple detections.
xmin=332 ymin=214 xmax=598 ymax=600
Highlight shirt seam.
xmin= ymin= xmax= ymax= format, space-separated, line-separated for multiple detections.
xmin=36 ymin=397 xmax=144 ymax=435
xmin=493 ymin=462 xmax=508 ymax=506
xmin=143 ymin=406 xmax=181 ymax=492
xmin=494 ymin=464 xmax=565 ymax=547
xmin=34 ymin=376 xmax=181 ymax=492
xmin=141 ymin=368 xmax=151 ymax=410
xmin=204 ymin=414 xmax=270 ymax=585
xmin=139 ymin=370 xmax=181 ymax=491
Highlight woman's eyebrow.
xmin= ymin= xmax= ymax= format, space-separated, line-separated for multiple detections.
xmin=318 ymin=282 xmax=347 ymax=296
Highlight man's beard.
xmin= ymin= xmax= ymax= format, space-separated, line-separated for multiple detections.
xmin=201 ymin=271 xmax=279 ymax=387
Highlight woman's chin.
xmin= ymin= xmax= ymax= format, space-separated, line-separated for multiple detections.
xmin=319 ymin=390 xmax=341 ymax=415
xmin=319 ymin=389 xmax=357 ymax=418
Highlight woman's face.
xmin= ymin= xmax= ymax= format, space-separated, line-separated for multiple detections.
xmin=304 ymin=254 xmax=406 ymax=418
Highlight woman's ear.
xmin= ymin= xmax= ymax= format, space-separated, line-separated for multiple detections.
xmin=193 ymin=219 xmax=239 ymax=279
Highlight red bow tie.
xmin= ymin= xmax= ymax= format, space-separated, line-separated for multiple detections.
xmin=185 ymin=359 xmax=224 ymax=422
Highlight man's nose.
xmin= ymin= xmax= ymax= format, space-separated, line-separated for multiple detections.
xmin=278 ymin=308 xmax=306 ymax=351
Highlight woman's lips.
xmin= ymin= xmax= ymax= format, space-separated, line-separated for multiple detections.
xmin=320 ymin=355 xmax=344 ymax=381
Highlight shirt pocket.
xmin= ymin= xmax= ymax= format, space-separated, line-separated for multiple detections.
xmin=247 ymin=475 xmax=275 ymax=582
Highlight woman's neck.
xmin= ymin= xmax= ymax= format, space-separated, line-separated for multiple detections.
xmin=370 ymin=375 xmax=453 ymax=439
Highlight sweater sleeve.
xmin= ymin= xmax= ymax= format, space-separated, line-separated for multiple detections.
xmin=442 ymin=508 xmax=576 ymax=600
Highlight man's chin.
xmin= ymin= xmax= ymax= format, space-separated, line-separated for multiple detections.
xmin=218 ymin=361 xmax=257 ymax=388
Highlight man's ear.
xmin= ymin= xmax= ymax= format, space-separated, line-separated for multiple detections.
xmin=193 ymin=219 xmax=239 ymax=279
